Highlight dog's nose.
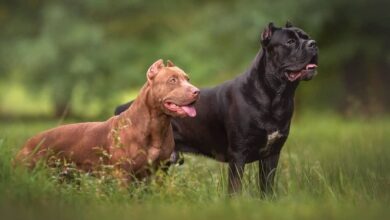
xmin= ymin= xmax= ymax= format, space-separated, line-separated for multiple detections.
xmin=191 ymin=88 xmax=200 ymax=97
xmin=307 ymin=40 xmax=317 ymax=48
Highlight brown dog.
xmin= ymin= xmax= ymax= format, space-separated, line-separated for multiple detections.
xmin=15 ymin=59 xmax=199 ymax=182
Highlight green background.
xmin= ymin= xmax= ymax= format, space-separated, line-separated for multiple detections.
xmin=1 ymin=0 xmax=389 ymax=118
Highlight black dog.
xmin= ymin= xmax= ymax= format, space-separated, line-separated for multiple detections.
xmin=115 ymin=22 xmax=319 ymax=195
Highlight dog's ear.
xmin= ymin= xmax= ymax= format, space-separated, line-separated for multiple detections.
xmin=285 ymin=21 xmax=293 ymax=28
xmin=167 ymin=60 xmax=175 ymax=67
xmin=147 ymin=59 xmax=165 ymax=81
xmin=261 ymin=22 xmax=276 ymax=47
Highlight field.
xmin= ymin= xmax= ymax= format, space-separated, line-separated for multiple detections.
xmin=0 ymin=113 xmax=389 ymax=220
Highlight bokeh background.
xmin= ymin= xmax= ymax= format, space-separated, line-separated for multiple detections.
xmin=1 ymin=0 xmax=389 ymax=120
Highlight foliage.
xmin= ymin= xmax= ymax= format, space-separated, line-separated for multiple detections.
xmin=0 ymin=0 xmax=389 ymax=117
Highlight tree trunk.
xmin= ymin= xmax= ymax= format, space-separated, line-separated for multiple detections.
xmin=54 ymin=101 xmax=71 ymax=119
xmin=52 ymin=84 xmax=72 ymax=119
xmin=342 ymin=52 xmax=389 ymax=116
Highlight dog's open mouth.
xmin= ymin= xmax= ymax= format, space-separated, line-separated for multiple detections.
xmin=286 ymin=64 xmax=317 ymax=81
xmin=286 ymin=56 xmax=318 ymax=82
xmin=164 ymin=101 xmax=197 ymax=117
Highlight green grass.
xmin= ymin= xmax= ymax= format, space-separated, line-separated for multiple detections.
xmin=0 ymin=114 xmax=389 ymax=220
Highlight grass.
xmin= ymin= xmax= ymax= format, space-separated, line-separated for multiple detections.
xmin=0 ymin=113 xmax=389 ymax=220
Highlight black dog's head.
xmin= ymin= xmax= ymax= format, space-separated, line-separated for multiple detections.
xmin=261 ymin=22 xmax=318 ymax=82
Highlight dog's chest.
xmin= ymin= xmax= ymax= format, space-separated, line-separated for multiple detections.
xmin=271 ymin=95 xmax=294 ymax=122
xmin=158 ymin=133 xmax=175 ymax=160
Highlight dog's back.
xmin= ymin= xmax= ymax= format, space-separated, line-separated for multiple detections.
xmin=15 ymin=120 xmax=112 ymax=169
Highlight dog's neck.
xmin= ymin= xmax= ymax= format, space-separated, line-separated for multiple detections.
xmin=115 ymin=83 xmax=171 ymax=143
xmin=248 ymin=49 xmax=298 ymax=98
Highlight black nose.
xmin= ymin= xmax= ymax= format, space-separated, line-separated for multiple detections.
xmin=307 ymin=40 xmax=317 ymax=48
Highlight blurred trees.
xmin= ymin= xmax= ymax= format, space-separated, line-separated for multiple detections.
xmin=0 ymin=0 xmax=389 ymax=118
xmin=17 ymin=3 xmax=106 ymax=117
xmin=294 ymin=0 xmax=390 ymax=115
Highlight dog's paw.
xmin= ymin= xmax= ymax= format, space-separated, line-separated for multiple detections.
xmin=169 ymin=151 xmax=184 ymax=166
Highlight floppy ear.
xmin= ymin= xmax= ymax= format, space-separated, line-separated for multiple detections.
xmin=261 ymin=22 xmax=276 ymax=47
xmin=147 ymin=59 xmax=164 ymax=81
xmin=167 ymin=60 xmax=175 ymax=67
xmin=285 ymin=21 xmax=293 ymax=28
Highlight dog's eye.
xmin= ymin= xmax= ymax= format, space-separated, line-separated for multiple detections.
xmin=169 ymin=77 xmax=177 ymax=84
xmin=286 ymin=39 xmax=296 ymax=45
xmin=301 ymin=35 xmax=309 ymax=40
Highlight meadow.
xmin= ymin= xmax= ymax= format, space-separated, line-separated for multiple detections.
xmin=0 ymin=113 xmax=389 ymax=220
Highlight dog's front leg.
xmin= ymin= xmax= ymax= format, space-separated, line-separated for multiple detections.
xmin=113 ymin=168 xmax=131 ymax=189
xmin=227 ymin=150 xmax=246 ymax=195
xmin=258 ymin=131 xmax=286 ymax=197
xmin=259 ymin=153 xmax=280 ymax=197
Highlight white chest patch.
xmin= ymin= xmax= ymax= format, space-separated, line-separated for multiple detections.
xmin=267 ymin=130 xmax=283 ymax=145
xmin=259 ymin=130 xmax=284 ymax=155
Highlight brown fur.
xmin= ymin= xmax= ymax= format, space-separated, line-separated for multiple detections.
xmin=15 ymin=59 xmax=199 ymax=182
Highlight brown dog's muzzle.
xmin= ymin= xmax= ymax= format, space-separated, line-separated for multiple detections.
xmin=163 ymin=82 xmax=200 ymax=118
xmin=187 ymin=84 xmax=200 ymax=99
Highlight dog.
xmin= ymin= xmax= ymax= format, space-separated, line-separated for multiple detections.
xmin=15 ymin=59 xmax=200 ymax=184
xmin=115 ymin=22 xmax=319 ymax=194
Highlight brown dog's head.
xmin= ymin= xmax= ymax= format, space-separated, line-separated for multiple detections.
xmin=146 ymin=59 xmax=200 ymax=118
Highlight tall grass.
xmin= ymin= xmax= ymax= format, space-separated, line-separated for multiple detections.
xmin=0 ymin=114 xmax=389 ymax=220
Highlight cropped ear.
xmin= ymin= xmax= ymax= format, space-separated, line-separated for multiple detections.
xmin=285 ymin=21 xmax=293 ymax=28
xmin=147 ymin=59 xmax=164 ymax=81
xmin=167 ymin=60 xmax=175 ymax=67
xmin=261 ymin=22 xmax=276 ymax=47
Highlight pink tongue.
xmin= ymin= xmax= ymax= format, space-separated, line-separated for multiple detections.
xmin=306 ymin=64 xmax=318 ymax=69
xmin=181 ymin=105 xmax=197 ymax=117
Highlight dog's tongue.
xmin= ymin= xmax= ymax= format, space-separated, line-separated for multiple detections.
xmin=287 ymin=64 xmax=318 ymax=81
xmin=306 ymin=64 xmax=318 ymax=69
xmin=181 ymin=105 xmax=197 ymax=117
